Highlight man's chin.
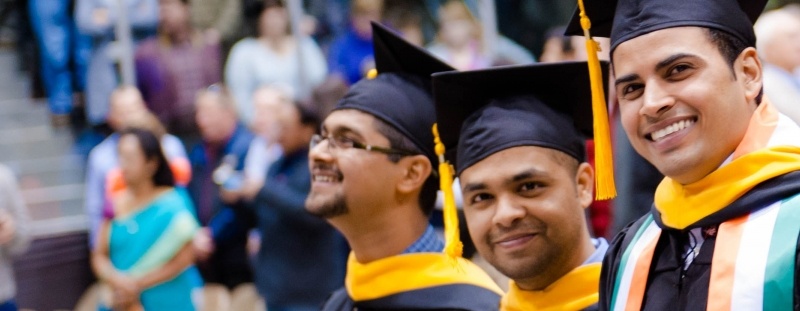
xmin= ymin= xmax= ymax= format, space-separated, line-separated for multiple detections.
xmin=305 ymin=194 xmax=348 ymax=219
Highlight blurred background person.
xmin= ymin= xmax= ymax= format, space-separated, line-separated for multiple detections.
xmin=84 ymin=86 xmax=187 ymax=248
xmin=243 ymin=85 xmax=290 ymax=187
xmin=104 ymin=110 xmax=193 ymax=201
xmin=188 ymin=86 xmax=256 ymax=295
xmin=755 ymin=7 xmax=800 ymax=124
xmin=28 ymin=0 xmax=92 ymax=127
xmin=190 ymin=0 xmax=243 ymax=58
xmin=222 ymin=99 xmax=345 ymax=311
xmin=427 ymin=0 xmax=489 ymax=70
xmin=539 ymin=26 xmax=574 ymax=62
xmin=135 ymin=0 xmax=221 ymax=141
xmin=74 ymin=0 xmax=159 ymax=126
xmin=225 ymin=0 xmax=327 ymax=125
xmin=327 ymin=0 xmax=383 ymax=86
xmin=92 ymin=128 xmax=202 ymax=311
xmin=0 ymin=164 xmax=31 ymax=311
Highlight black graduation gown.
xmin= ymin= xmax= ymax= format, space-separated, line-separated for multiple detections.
xmin=321 ymin=285 xmax=502 ymax=311
xmin=598 ymin=171 xmax=800 ymax=311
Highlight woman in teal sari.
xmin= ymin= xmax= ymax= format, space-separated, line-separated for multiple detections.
xmin=92 ymin=128 xmax=203 ymax=311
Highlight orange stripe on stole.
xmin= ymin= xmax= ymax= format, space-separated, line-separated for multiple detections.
xmin=732 ymin=100 xmax=778 ymax=159
xmin=625 ymin=236 xmax=659 ymax=311
xmin=707 ymin=215 xmax=748 ymax=310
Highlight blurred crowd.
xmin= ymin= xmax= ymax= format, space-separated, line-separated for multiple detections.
xmin=0 ymin=0 xmax=799 ymax=310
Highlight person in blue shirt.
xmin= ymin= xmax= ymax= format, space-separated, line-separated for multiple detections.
xmin=326 ymin=0 xmax=382 ymax=86
xmin=187 ymin=85 xmax=255 ymax=292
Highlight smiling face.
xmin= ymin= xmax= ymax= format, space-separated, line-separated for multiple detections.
xmin=459 ymin=146 xmax=594 ymax=288
xmin=305 ymin=109 xmax=402 ymax=220
xmin=613 ymin=27 xmax=762 ymax=184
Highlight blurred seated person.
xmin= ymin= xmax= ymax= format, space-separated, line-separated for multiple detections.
xmin=222 ymin=98 xmax=345 ymax=311
xmin=327 ymin=0 xmax=383 ymax=86
xmin=754 ymin=8 xmax=800 ymax=124
xmin=225 ymin=0 xmax=327 ymax=125
xmin=105 ymin=111 xmax=193 ymax=197
xmin=92 ymin=128 xmax=202 ymax=311
xmin=85 ymin=86 xmax=187 ymax=247
xmin=188 ymin=85 xmax=256 ymax=292
xmin=0 ymin=164 xmax=31 ymax=311
xmin=427 ymin=0 xmax=490 ymax=70
xmin=135 ymin=0 xmax=221 ymax=139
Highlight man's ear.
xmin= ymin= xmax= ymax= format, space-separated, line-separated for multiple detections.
xmin=575 ymin=162 xmax=595 ymax=210
xmin=396 ymin=155 xmax=433 ymax=195
xmin=737 ymin=47 xmax=763 ymax=105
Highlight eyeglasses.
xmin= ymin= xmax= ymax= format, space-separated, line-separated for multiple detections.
xmin=310 ymin=134 xmax=417 ymax=156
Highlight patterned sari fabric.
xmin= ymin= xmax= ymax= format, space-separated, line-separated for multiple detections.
xmin=104 ymin=188 xmax=203 ymax=311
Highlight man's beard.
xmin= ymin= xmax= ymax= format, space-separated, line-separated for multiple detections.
xmin=305 ymin=190 xmax=349 ymax=218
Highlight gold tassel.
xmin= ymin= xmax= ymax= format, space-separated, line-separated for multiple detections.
xmin=366 ymin=68 xmax=378 ymax=79
xmin=578 ymin=0 xmax=616 ymax=200
xmin=432 ymin=124 xmax=463 ymax=261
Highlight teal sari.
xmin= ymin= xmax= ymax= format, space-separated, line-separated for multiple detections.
xmin=106 ymin=187 xmax=203 ymax=310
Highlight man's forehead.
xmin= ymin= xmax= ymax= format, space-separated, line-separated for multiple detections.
xmin=322 ymin=109 xmax=379 ymax=133
xmin=612 ymin=27 xmax=716 ymax=69
xmin=460 ymin=146 xmax=563 ymax=183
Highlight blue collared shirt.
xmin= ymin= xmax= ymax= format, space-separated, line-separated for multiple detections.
xmin=583 ymin=238 xmax=609 ymax=265
xmin=403 ymin=225 xmax=445 ymax=254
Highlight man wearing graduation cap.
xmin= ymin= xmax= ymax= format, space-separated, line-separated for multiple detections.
xmin=565 ymin=0 xmax=800 ymax=309
xmin=433 ymin=61 xmax=611 ymax=311
xmin=305 ymin=22 xmax=503 ymax=311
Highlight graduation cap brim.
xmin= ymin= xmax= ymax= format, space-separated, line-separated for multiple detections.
xmin=333 ymin=22 xmax=455 ymax=165
xmin=564 ymin=0 xmax=768 ymax=51
xmin=434 ymin=61 xmax=610 ymax=173
xmin=372 ymin=21 xmax=454 ymax=78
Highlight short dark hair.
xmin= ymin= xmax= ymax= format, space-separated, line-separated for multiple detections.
xmin=119 ymin=127 xmax=175 ymax=187
xmin=372 ymin=118 xmax=438 ymax=216
xmin=545 ymin=148 xmax=580 ymax=177
xmin=296 ymin=100 xmax=322 ymax=130
xmin=704 ymin=28 xmax=764 ymax=104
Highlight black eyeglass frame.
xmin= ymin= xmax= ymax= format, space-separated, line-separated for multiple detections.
xmin=310 ymin=134 xmax=418 ymax=157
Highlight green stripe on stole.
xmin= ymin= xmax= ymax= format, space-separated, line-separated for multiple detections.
xmin=764 ymin=193 xmax=800 ymax=311
xmin=610 ymin=214 xmax=655 ymax=308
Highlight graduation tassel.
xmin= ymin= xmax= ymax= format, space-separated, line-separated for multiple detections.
xmin=578 ymin=0 xmax=616 ymax=200
xmin=432 ymin=124 xmax=464 ymax=263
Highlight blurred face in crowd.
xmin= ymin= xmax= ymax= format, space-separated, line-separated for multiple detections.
xmin=438 ymin=1 xmax=478 ymax=48
xmin=459 ymin=146 xmax=594 ymax=290
xmin=108 ymin=88 xmax=147 ymax=131
xmin=351 ymin=0 xmax=383 ymax=38
xmin=118 ymin=134 xmax=157 ymax=187
xmin=306 ymin=110 xmax=400 ymax=219
xmin=613 ymin=27 xmax=762 ymax=184
xmin=757 ymin=12 xmax=800 ymax=72
xmin=159 ymin=0 xmax=190 ymax=36
xmin=274 ymin=103 xmax=314 ymax=155
xmin=259 ymin=5 xmax=290 ymax=38
xmin=252 ymin=87 xmax=291 ymax=143
xmin=195 ymin=91 xmax=237 ymax=145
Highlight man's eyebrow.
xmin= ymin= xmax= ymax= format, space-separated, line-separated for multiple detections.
xmin=655 ymin=53 xmax=696 ymax=72
xmin=462 ymin=182 xmax=487 ymax=193
xmin=614 ymin=73 xmax=639 ymax=86
xmin=614 ymin=53 xmax=698 ymax=86
xmin=509 ymin=169 xmax=546 ymax=184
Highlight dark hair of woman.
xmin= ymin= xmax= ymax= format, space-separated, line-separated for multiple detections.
xmin=119 ymin=127 xmax=175 ymax=187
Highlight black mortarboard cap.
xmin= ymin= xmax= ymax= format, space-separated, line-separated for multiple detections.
xmin=334 ymin=22 xmax=454 ymax=165
xmin=565 ymin=0 xmax=769 ymax=51
xmin=434 ymin=61 xmax=610 ymax=175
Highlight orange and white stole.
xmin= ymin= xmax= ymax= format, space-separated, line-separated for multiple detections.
xmin=610 ymin=100 xmax=800 ymax=310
